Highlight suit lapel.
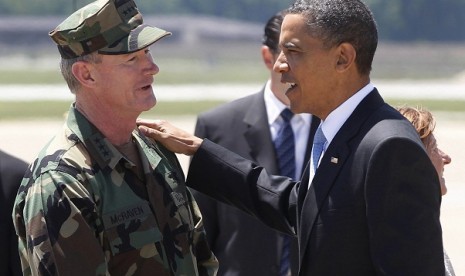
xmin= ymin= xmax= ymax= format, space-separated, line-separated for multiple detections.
xmin=297 ymin=137 xmax=351 ymax=268
xmin=243 ymin=91 xmax=279 ymax=173
xmin=298 ymin=115 xmax=320 ymax=195
xmin=301 ymin=116 xmax=321 ymax=179
xmin=297 ymin=89 xmax=385 ymax=265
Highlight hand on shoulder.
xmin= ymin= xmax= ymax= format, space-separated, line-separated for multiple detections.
xmin=137 ymin=119 xmax=203 ymax=155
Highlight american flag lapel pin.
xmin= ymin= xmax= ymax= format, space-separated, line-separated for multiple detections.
xmin=331 ymin=157 xmax=338 ymax=164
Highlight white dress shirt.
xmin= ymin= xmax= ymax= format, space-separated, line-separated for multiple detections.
xmin=264 ymin=80 xmax=312 ymax=180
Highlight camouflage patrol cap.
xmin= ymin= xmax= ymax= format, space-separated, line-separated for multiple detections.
xmin=49 ymin=0 xmax=171 ymax=59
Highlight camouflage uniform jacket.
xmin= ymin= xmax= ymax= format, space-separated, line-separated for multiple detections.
xmin=13 ymin=105 xmax=218 ymax=276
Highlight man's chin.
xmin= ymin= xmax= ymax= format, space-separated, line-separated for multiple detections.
xmin=139 ymin=95 xmax=157 ymax=112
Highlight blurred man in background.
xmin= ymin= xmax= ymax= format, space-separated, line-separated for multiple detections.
xmin=191 ymin=11 xmax=319 ymax=276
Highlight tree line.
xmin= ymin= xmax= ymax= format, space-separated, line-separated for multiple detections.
xmin=1 ymin=0 xmax=464 ymax=41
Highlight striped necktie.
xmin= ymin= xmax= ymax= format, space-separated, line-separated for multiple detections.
xmin=275 ymin=108 xmax=295 ymax=179
xmin=274 ymin=108 xmax=295 ymax=276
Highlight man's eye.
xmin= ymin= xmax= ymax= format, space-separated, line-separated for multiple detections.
xmin=284 ymin=48 xmax=297 ymax=54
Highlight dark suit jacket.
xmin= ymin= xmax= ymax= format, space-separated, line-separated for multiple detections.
xmin=187 ymin=89 xmax=445 ymax=276
xmin=192 ymin=89 xmax=319 ymax=276
xmin=0 ymin=150 xmax=28 ymax=276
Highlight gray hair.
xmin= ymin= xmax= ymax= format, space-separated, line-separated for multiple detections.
xmin=59 ymin=52 xmax=101 ymax=94
xmin=288 ymin=0 xmax=378 ymax=75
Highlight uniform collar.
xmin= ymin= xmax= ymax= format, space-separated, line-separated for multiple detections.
xmin=66 ymin=104 xmax=130 ymax=170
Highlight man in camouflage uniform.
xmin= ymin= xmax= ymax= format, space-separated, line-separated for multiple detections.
xmin=12 ymin=0 xmax=218 ymax=275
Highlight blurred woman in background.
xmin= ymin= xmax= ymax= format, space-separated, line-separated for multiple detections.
xmin=397 ymin=106 xmax=454 ymax=275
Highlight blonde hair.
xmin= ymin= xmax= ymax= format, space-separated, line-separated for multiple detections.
xmin=396 ymin=106 xmax=436 ymax=142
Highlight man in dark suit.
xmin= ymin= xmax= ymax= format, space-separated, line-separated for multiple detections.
xmin=0 ymin=150 xmax=28 ymax=276
xmin=192 ymin=11 xmax=319 ymax=276
xmin=138 ymin=0 xmax=444 ymax=274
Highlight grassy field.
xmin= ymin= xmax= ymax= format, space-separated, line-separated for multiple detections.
xmin=1 ymin=42 xmax=465 ymax=85
xmin=1 ymin=98 xmax=464 ymax=121
xmin=1 ymin=42 xmax=464 ymax=120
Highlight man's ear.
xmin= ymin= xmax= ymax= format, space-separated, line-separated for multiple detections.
xmin=71 ymin=61 xmax=95 ymax=87
xmin=261 ymin=45 xmax=275 ymax=70
xmin=335 ymin=42 xmax=356 ymax=72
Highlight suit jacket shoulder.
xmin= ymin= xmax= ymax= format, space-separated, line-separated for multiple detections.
xmin=0 ymin=150 xmax=28 ymax=276
xmin=196 ymin=91 xmax=266 ymax=136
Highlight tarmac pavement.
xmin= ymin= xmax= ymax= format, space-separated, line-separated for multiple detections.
xmin=1 ymin=114 xmax=463 ymax=274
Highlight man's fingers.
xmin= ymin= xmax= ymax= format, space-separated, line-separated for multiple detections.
xmin=137 ymin=118 xmax=202 ymax=155
xmin=137 ymin=119 xmax=166 ymax=131
xmin=139 ymin=125 xmax=176 ymax=142
xmin=139 ymin=125 xmax=163 ymax=138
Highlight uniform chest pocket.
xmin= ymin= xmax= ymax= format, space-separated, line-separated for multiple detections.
xmin=102 ymin=202 xmax=162 ymax=256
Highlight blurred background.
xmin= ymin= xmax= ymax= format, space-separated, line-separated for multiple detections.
xmin=1 ymin=0 xmax=465 ymax=115
xmin=1 ymin=0 xmax=465 ymax=85
xmin=0 ymin=0 xmax=464 ymax=274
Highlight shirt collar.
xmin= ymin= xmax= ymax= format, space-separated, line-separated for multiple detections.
xmin=320 ymin=83 xmax=374 ymax=146
xmin=264 ymin=80 xmax=286 ymax=125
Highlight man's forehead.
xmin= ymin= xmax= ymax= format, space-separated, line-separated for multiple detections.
xmin=282 ymin=13 xmax=305 ymax=27
xmin=279 ymin=14 xmax=309 ymax=45
xmin=280 ymin=13 xmax=311 ymax=37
